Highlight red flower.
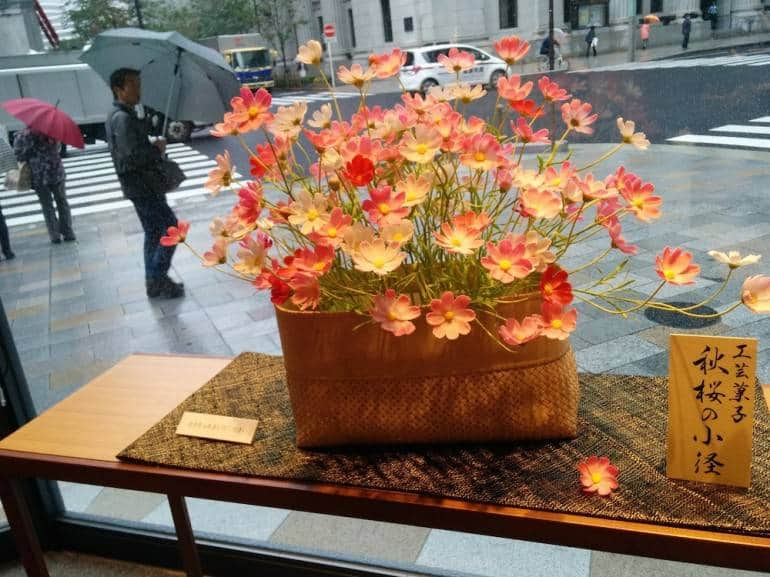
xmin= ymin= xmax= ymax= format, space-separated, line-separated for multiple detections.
xmin=540 ymin=266 xmax=573 ymax=307
xmin=343 ymin=154 xmax=375 ymax=187
xmin=510 ymin=99 xmax=543 ymax=119
xmin=160 ymin=220 xmax=190 ymax=247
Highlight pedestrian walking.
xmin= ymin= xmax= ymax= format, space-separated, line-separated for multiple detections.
xmin=707 ymin=3 xmax=718 ymax=34
xmin=106 ymin=68 xmax=184 ymax=299
xmin=0 ymin=133 xmax=16 ymax=260
xmin=682 ymin=14 xmax=692 ymax=49
xmin=585 ymin=25 xmax=598 ymax=58
xmin=640 ymin=22 xmax=650 ymax=49
xmin=12 ymin=128 xmax=75 ymax=244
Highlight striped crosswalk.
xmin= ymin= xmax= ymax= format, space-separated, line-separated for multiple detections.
xmin=0 ymin=142 xmax=228 ymax=228
xmin=667 ymin=116 xmax=770 ymax=150
xmin=271 ymin=91 xmax=358 ymax=107
xmin=575 ymin=52 xmax=770 ymax=73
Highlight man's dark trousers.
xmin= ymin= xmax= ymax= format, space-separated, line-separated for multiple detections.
xmin=130 ymin=194 xmax=177 ymax=281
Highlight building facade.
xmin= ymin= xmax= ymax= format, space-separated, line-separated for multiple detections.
xmin=294 ymin=0 xmax=769 ymax=63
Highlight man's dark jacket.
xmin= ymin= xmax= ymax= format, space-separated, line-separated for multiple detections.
xmin=106 ymin=102 xmax=162 ymax=199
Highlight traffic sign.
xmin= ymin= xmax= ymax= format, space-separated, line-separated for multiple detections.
xmin=323 ymin=23 xmax=336 ymax=39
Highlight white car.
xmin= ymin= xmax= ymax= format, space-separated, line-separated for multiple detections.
xmin=399 ymin=44 xmax=507 ymax=94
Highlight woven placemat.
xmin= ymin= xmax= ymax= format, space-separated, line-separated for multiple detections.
xmin=119 ymin=353 xmax=770 ymax=536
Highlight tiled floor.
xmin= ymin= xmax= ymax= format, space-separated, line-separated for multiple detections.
xmin=2 ymin=143 xmax=769 ymax=576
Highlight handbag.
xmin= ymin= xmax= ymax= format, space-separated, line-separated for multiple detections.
xmin=156 ymin=157 xmax=186 ymax=192
xmin=4 ymin=162 xmax=31 ymax=191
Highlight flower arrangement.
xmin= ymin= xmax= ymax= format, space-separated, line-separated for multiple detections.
xmin=163 ymin=37 xmax=769 ymax=351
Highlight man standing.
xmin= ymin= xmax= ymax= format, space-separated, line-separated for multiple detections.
xmin=682 ymin=14 xmax=692 ymax=49
xmin=106 ymin=68 xmax=184 ymax=299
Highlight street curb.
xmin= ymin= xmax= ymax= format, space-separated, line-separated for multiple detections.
xmin=655 ymin=39 xmax=770 ymax=61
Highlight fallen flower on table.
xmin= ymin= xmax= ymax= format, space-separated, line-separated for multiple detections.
xmin=578 ymin=456 xmax=619 ymax=497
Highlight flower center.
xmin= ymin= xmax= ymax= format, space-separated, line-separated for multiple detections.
xmin=406 ymin=192 xmax=416 ymax=201
xmin=499 ymin=259 xmax=512 ymax=271
xmin=222 ymin=173 xmax=232 ymax=186
xmin=664 ymin=269 xmax=677 ymax=281
xmin=387 ymin=310 xmax=398 ymax=321
xmin=326 ymin=226 xmax=337 ymax=237
xmin=591 ymin=472 xmax=602 ymax=484
xmin=373 ymin=257 xmax=385 ymax=268
xmin=570 ymin=118 xmax=580 ymax=127
xmin=543 ymin=283 xmax=553 ymax=295
xmin=378 ymin=203 xmax=391 ymax=215
xmin=451 ymin=236 xmax=463 ymax=247
xmin=313 ymin=262 xmax=326 ymax=271
xmin=393 ymin=233 xmax=403 ymax=242
xmin=248 ymin=106 xmax=260 ymax=118
xmin=474 ymin=151 xmax=486 ymax=163
xmin=551 ymin=319 xmax=563 ymax=329
xmin=444 ymin=310 xmax=455 ymax=321
xmin=632 ymin=197 xmax=644 ymax=208
xmin=415 ymin=143 xmax=428 ymax=155
xmin=307 ymin=209 xmax=319 ymax=221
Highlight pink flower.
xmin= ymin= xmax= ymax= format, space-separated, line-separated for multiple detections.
xmin=741 ymin=275 xmax=770 ymax=313
xmin=538 ymin=77 xmax=571 ymax=102
xmin=230 ymin=87 xmax=274 ymax=133
xmin=578 ymin=456 xmax=619 ymax=497
xmin=561 ymin=99 xmax=598 ymax=135
xmin=459 ymin=133 xmax=504 ymax=171
xmin=203 ymin=239 xmax=228 ymax=267
xmin=494 ymin=36 xmax=530 ymax=65
xmin=235 ymin=181 xmax=263 ymax=224
xmin=368 ymin=48 xmax=407 ymax=79
xmin=362 ymin=185 xmax=409 ymax=226
xmin=519 ymin=187 xmax=563 ymax=220
xmin=308 ymin=207 xmax=352 ymax=248
xmin=496 ymin=74 xmax=533 ymax=103
xmin=289 ymin=244 xmax=335 ymax=277
xmin=481 ymin=237 xmax=533 ymax=283
xmin=512 ymin=118 xmax=550 ymax=145
xmin=608 ymin=221 xmax=638 ymax=255
xmin=579 ymin=173 xmax=615 ymax=201
xmin=205 ymin=150 xmax=235 ymax=196
xmin=540 ymin=302 xmax=577 ymax=340
xmin=437 ymin=47 xmax=475 ymax=74
xmin=160 ymin=220 xmax=190 ymax=247
xmin=655 ymin=246 xmax=700 ymax=285
xmin=337 ymin=63 xmax=376 ymax=88
xmin=234 ymin=232 xmax=272 ymax=275
xmin=425 ymin=292 xmax=476 ymax=340
xmin=370 ymin=289 xmax=421 ymax=336
xmin=210 ymin=112 xmax=239 ymax=137
xmin=498 ymin=315 xmax=543 ymax=346
xmin=289 ymin=272 xmax=320 ymax=310
xmin=434 ymin=217 xmax=484 ymax=255
xmin=621 ymin=174 xmax=661 ymax=222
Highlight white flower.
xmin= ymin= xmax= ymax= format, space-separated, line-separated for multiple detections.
xmin=708 ymin=250 xmax=762 ymax=269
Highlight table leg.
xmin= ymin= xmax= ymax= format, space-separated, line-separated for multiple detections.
xmin=167 ymin=494 xmax=203 ymax=577
xmin=0 ymin=478 xmax=49 ymax=577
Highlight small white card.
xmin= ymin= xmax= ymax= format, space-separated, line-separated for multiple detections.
xmin=176 ymin=411 xmax=258 ymax=444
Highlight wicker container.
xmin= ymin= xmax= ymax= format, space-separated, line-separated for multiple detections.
xmin=275 ymin=293 xmax=579 ymax=448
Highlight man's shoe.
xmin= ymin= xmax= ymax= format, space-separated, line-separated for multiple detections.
xmin=63 ymin=235 xmax=77 ymax=242
xmin=162 ymin=275 xmax=184 ymax=290
xmin=3 ymin=251 xmax=15 ymax=261
xmin=51 ymin=237 xmax=62 ymax=244
xmin=147 ymin=277 xmax=184 ymax=299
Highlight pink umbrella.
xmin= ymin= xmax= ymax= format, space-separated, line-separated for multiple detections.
xmin=1 ymin=98 xmax=84 ymax=149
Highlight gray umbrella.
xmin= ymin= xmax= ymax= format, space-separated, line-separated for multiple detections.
xmin=80 ymin=28 xmax=241 ymax=130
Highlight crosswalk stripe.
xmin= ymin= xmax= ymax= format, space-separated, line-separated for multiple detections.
xmin=667 ymin=134 xmax=770 ymax=149
xmin=61 ymin=148 xmax=202 ymax=171
xmin=710 ymin=124 xmax=770 ymax=135
xmin=271 ymin=92 xmax=358 ymax=107
xmin=62 ymin=152 xmax=208 ymax=176
xmin=575 ymin=53 xmax=770 ymax=73
xmin=750 ymin=116 xmax=770 ymax=123
xmin=64 ymin=157 xmax=216 ymax=183
xmin=61 ymin=143 xmax=189 ymax=167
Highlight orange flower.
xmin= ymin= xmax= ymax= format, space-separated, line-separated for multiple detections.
xmin=561 ymin=99 xmax=598 ymax=135
xmin=308 ymin=207 xmax=352 ymax=248
xmin=210 ymin=112 xmax=239 ymax=137
xmin=230 ymin=87 xmax=273 ymax=133
xmin=396 ymin=174 xmax=432 ymax=207
xmin=337 ymin=63 xmax=376 ymax=88
xmin=608 ymin=221 xmax=638 ymax=255
xmin=160 ymin=220 xmax=190 ymax=247
xmin=741 ymin=275 xmax=770 ymax=313
xmin=514 ymin=231 xmax=555 ymax=272
xmin=519 ymin=187 xmax=563 ymax=220
xmin=481 ymin=237 xmax=533 ymax=283
xmin=437 ymin=47 xmax=475 ymax=74
xmin=370 ymin=289 xmax=421 ymax=336
xmin=234 ymin=232 xmax=272 ymax=275
xmin=498 ymin=315 xmax=543 ymax=346
xmin=425 ymin=291 xmax=476 ymax=340
xmin=655 ymin=246 xmax=700 ymax=285
xmin=512 ymin=117 xmax=549 ymax=145
xmin=496 ymin=74 xmax=533 ymax=102
xmin=434 ymin=218 xmax=484 ymax=255
xmin=621 ymin=174 xmax=661 ymax=222
xmin=369 ymin=48 xmax=406 ymax=79
xmin=540 ymin=302 xmax=577 ymax=340
xmin=399 ymin=125 xmax=443 ymax=164
xmin=289 ymin=272 xmax=320 ymax=310
xmin=617 ymin=117 xmax=650 ymax=150
xmin=235 ymin=181 xmax=263 ymax=224
xmin=460 ymin=133 xmax=503 ymax=171
xmin=494 ymin=36 xmax=530 ymax=65
xmin=202 ymin=239 xmax=228 ymax=267
xmin=205 ymin=151 xmax=235 ymax=196
xmin=578 ymin=456 xmax=619 ymax=496
xmin=297 ymin=40 xmax=323 ymax=65
xmin=538 ymin=77 xmax=570 ymax=102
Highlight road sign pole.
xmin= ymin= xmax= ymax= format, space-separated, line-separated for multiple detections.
xmin=327 ymin=39 xmax=336 ymax=88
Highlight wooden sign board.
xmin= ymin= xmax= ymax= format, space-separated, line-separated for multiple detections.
xmin=176 ymin=412 xmax=258 ymax=444
xmin=667 ymin=334 xmax=757 ymax=488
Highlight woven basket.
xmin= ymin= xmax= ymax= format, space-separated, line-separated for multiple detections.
xmin=275 ymin=293 xmax=579 ymax=448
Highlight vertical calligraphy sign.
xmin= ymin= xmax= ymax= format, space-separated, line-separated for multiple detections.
xmin=667 ymin=334 xmax=757 ymax=488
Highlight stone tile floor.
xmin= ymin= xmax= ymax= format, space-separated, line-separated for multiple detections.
xmin=2 ymin=144 xmax=769 ymax=576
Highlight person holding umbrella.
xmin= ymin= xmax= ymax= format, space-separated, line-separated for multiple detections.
xmin=0 ymin=131 xmax=16 ymax=260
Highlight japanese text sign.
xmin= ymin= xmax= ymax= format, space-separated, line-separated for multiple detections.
xmin=667 ymin=334 xmax=757 ymax=488
xmin=176 ymin=412 xmax=258 ymax=444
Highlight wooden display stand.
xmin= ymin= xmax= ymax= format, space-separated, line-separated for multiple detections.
xmin=1 ymin=354 xmax=769 ymax=576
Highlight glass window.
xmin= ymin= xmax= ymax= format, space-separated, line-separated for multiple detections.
xmin=232 ymin=50 xmax=270 ymax=69
xmin=381 ymin=0 xmax=393 ymax=42
xmin=348 ymin=8 xmax=356 ymax=47
xmin=651 ymin=0 xmax=663 ymax=12
xmin=499 ymin=0 xmax=518 ymax=29
xmin=404 ymin=16 xmax=414 ymax=32
xmin=404 ymin=50 xmax=414 ymax=66
xmin=577 ymin=0 xmax=608 ymax=28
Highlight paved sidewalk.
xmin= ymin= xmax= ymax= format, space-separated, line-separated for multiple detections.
xmin=1 ymin=143 xmax=769 ymax=577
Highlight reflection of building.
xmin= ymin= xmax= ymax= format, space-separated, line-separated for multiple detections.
xmin=0 ymin=0 xmax=44 ymax=56
xmin=293 ymin=0 xmax=768 ymax=63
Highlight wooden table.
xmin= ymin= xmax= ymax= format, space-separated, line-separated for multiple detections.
xmin=1 ymin=354 xmax=769 ymax=576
